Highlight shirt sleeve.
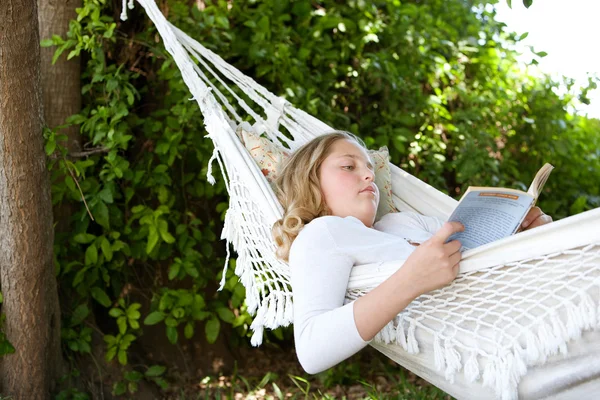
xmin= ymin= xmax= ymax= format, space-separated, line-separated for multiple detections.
xmin=289 ymin=218 xmax=371 ymax=374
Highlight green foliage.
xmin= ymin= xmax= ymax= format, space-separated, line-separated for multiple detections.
xmin=112 ymin=366 xmax=168 ymax=396
xmin=0 ymin=292 xmax=15 ymax=356
xmin=42 ymin=0 xmax=250 ymax=391
xmin=40 ymin=0 xmax=599 ymax=395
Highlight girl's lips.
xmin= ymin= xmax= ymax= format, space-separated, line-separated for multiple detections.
xmin=360 ymin=185 xmax=376 ymax=194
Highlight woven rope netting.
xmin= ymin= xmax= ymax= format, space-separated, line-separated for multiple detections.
xmin=124 ymin=2 xmax=600 ymax=398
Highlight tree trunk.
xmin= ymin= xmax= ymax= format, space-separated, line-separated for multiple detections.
xmin=38 ymin=0 xmax=82 ymax=152
xmin=37 ymin=0 xmax=82 ymax=389
xmin=0 ymin=0 xmax=62 ymax=398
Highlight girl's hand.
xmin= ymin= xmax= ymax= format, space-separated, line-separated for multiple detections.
xmin=521 ymin=206 xmax=553 ymax=231
xmin=402 ymin=221 xmax=464 ymax=297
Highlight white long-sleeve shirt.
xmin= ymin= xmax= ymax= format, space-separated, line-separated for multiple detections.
xmin=289 ymin=211 xmax=445 ymax=374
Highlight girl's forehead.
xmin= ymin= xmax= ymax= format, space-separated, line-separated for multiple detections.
xmin=330 ymin=139 xmax=368 ymax=158
xmin=327 ymin=139 xmax=371 ymax=161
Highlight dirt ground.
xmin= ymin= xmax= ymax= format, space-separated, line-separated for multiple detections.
xmin=167 ymin=342 xmax=452 ymax=399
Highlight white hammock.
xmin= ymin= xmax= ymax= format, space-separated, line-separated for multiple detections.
xmin=122 ymin=2 xmax=600 ymax=399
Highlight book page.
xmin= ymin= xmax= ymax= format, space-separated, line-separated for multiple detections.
xmin=527 ymin=163 xmax=554 ymax=200
xmin=447 ymin=190 xmax=534 ymax=251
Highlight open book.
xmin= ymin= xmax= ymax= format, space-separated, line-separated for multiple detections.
xmin=447 ymin=163 xmax=554 ymax=251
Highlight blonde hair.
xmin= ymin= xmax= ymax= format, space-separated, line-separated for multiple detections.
xmin=272 ymin=131 xmax=366 ymax=261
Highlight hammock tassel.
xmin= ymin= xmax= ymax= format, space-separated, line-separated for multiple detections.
xmin=249 ymin=303 xmax=267 ymax=346
xmin=443 ymin=339 xmax=461 ymax=383
xmin=265 ymin=296 xmax=278 ymax=328
xmin=406 ymin=322 xmax=419 ymax=354
xmin=206 ymin=145 xmax=219 ymax=185
xmin=482 ymin=358 xmax=498 ymax=390
xmin=120 ymin=0 xmax=135 ymax=21
xmin=284 ymin=294 xmax=294 ymax=325
xmin=250 ymin=325 xmax=264 ymax=347
xmin=274 ymin=292 xmax=285 ymax=327
xmin=579 ymin=291 xmax=596 ymax=329
xmin=433 ymin=335 xmax=445 ymax=371
xmin=395 ymin=318 xmax=408 ymax=351
xmin=379 ymin=321 xmax=395 ymax=344
xmin=464 ymin=351 xmax=480 ymax=382
xmin=549 ymin=313 xmax=569 ymax=355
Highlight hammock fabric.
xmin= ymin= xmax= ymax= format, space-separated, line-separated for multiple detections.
xmin=122 ymin=2 xmax=600 ymax=399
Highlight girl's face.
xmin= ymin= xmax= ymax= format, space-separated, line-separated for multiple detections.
xmin=318 ymin=139 xmax=379 ymax=228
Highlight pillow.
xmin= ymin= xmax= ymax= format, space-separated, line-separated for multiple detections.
xmin=369 ymin=146 xmax=398 ymax=221
xmin=238 ymin=125 xmax=397 ymax=221
xmin=238 ymin=125 xmax=290 ymax=185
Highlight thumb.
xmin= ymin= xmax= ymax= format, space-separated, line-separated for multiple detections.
xmin=431 ymin=221 xmax=464 ymax=243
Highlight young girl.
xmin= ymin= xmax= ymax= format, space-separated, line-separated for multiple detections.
xmin=271 ymin=131 xmax=552 ymax=374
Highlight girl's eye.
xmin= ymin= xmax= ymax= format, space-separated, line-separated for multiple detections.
xmin=342 ymin=165 xmax=354 ymax=170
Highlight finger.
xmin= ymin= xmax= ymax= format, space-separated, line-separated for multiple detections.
xmin=522 ymin=206 xmax=543 ymax=229
xmin=449 ymin=251 xmax=462 ymax=266
xmin=432 ymin=222 xmax=465 ymax=243
xmin=525 ymin=214 xmax=553 ymax=230
xmin=451 ymin=261 xmax=460 ymax=277
xmin=444 ymin=239 xmax=462 ymax=254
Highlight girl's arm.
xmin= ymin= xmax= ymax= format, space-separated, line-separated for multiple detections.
xmin=291 ymin=219 xmax=464 ymax=372
xmin=354 ymin=221 xmax=464 ymax=341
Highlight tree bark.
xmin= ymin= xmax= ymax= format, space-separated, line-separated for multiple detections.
xmin=38 ymin=0 xmax=82 ymax=152
xmin=0 ymin=0 xmax=62 ymax=398
xmin=37 ymin=0 xmax=81 ymax=389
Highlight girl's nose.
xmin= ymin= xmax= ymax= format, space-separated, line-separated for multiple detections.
xmin=364 ymin=168 xmax=375 ymax=181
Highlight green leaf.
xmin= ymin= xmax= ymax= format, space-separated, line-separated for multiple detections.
xmin=98 ymin=187 xmax=114 ymax=204
xmin=105 ymin=346 xmax=117 ymax=362
xmin=146 ymin=226 xmax=159 ymax=254
xmin=74 ymin=233 xmax=96 ymax=244
xmin=184 ymin=322 xmax=194 ymax=339
xmin=523 ymin=0 xmax=533 ymax=8
xmin=94 ymin=200 xmax=110 ymax=229
xmin=168 ymin=263 xmax=180 ymax=281
xmin=51 ymin=44 xmax=68 ymax=64
xmin=172 ymin=308 xmax=185 ymax=319
xmin=113 ymin=381 xmax=126 ymax=396
xmin=145 ymin=365 xmax=166 ymax=377
xmin=72 ymin=267 xmax=88 ymax=287
xmin=158 ymin=219 xmax=175 ymax=244
xmin=85 ymin=244 xmax=98 ymax=266
xmin=131 ymin=205 xmax=146 ymax=214
xmin=40 ymin=38 xmax=55 ymax=47
xmin=0 ymin=339 xmax=16 ymax=356
xmin=91 ymin=287 xmax=111 ymax=307
xmin=67 ymin=49 xmax=78 ymax=60
xmin=144 ymin=311 xmax=165 ymax=325
xmin=205 ymin=316 xmax=220 ymax=344
xmin=125 ymin=370 xmax=143 ymax=382
xmin=45 ymin=140 xmax=56 ymax=156
xmin=216 ymin=307 xmax=235 ymax=324
xmin=109 ymin=308 xmax=123 ymax=318
xmin=71 ymin=304 xmax=90 ymax=325
xmin=100 ymin=237 xmax=113 ymax=262
xmin=166 ymin=326 xmax=178 ymax=344
xmin=117 ymin=349 xmax=127 ymax=365
xmin=117 ymin=315 xmax=127 ymax=335
xmin=117 ymin=316 xmax=127 ymax=334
